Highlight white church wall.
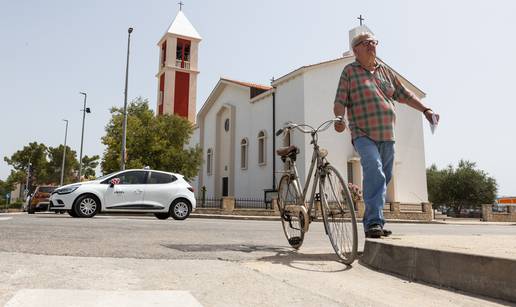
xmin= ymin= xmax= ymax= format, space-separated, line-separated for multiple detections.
xmin=302 ymin=58 xmax=428 ymax=204
xmin=302 ymin=59 xmax=356 ymax=186
xmin=275 ymin=75 xmax=307 ymax=183
xmin=200 ymin=84 xmax=250 ymax=198
xmin=234 ymin=95 xmax=274 ymax=198
xmin=394 ymin=102 xmax=429 ymax=203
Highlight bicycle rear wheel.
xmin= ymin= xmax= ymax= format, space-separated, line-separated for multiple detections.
xmin=320 ymin=165 xmax=358 ymax=264
xmin=277 ymin=174 xmax=305 ymax=249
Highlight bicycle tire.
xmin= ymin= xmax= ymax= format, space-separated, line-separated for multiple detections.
xmin=320 ymin=165 xmax=358 ymax=264
xmin=277 ymin=174 xmax=305 ymax=249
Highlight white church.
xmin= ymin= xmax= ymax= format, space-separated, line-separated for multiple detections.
xmin=156 ymin=10 xmax=429 ymax=205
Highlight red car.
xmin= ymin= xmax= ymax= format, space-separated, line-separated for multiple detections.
xmin=28 ymin=185 xmax=57 ymax=214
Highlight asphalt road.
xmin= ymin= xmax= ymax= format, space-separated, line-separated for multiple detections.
xmin=0 ymin=213 xmax=513 ymax=306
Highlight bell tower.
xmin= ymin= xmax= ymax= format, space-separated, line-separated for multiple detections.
xmin=156 ymin=7 xmax=201 ymax=122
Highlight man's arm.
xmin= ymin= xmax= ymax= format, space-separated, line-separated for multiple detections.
xmin=390 ymin=71 xmax=440 ymax=124
xmin=333 ymin=69 xmax=349 ymax=133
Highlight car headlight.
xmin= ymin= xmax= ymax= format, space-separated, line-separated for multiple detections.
xmin=55 ymin=185 xmax=81 ymax=195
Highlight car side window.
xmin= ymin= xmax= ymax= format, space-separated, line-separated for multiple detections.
xmin=116 ymin=171 xmax=147 ymax=184
xmin=148 ymin=172 xmax=176 ymax=184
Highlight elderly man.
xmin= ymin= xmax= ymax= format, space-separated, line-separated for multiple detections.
xmin=333 ymin=32 xmax=439 ymax=238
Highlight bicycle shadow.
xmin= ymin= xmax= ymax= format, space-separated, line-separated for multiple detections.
xmin=161 ymin=243 xmax=353 ymax=272
xmin=256 ymin=250 xmax=353 ymax=273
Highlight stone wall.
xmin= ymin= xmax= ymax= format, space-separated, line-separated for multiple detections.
xmin=482 ymin=204 xmax=516 ymax=222
xmin=195 ymin=197 xmax=433 ymax=221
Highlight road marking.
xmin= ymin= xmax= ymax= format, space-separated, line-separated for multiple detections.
xmin=5 ymin=289 xmax=203 ymax=307
xmin=0 ymin=217 xmax=13 ymax=221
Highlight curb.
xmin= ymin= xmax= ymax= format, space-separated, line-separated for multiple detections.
xmin=191 ymin=214 xmax=280 ymax=221
xmin=360 ymin=240 xmax=516 ymax=303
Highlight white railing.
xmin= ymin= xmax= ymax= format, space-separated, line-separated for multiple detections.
xmin=175 ymin=60 xmax=190 ymax=69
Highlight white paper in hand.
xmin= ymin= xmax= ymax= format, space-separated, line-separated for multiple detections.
xmin=429 ymin=114 xmax=438 ymax=134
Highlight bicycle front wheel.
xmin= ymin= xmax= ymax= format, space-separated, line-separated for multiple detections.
xmin=277 ymin=174 xmax=305 ymax=249
xmin=320 ymin=165 xmax=358 ymax=264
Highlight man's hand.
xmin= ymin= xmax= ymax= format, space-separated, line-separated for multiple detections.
xmin=424 ymin=109 xmax=440 ymax=125
xmin=334 ymin=121 xmax=346 ymax=133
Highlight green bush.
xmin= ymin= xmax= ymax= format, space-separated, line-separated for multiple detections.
xmin=0 ymin=201 xmax=23 ymax=209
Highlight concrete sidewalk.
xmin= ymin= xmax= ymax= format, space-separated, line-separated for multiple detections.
xmin=361 ymin=235 xmax=516 ymax=303
xmin=191 ymin=212 xmax=516 ymax=226
xmin=191 ymin=212 xmax=516 ymax=302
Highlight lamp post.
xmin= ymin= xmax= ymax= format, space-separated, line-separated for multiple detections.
xmin=78 ymin=92 xmax=90 ymax=181
xmin=121 ymin=27 xmax=133 ymax=171
xmin=60 ymin=119 xmax=69 ymax=186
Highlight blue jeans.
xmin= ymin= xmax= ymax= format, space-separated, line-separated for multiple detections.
xmin=353 ymin=136 xmax=395 ymax=231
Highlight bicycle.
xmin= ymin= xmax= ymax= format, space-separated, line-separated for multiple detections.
xmin=275 ymin=116 xmax=358 ymax=264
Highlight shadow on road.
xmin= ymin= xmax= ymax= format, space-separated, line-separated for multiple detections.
xmin=162 ymin=243 xmax=352 ymax=272
xmin=257 ymin=251 xmax=352 ymax=272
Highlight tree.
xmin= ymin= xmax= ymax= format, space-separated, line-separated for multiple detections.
xmin=46 ymin=145 xmax=79 ymax=185
xmin=426 ymin=160 xmax=497 ymax=214
xmin=4 ymin=142 xmax=49 ymax=185
xmin=5 ymin=170 xmax=26 ymax=192
xmin=101 ymin=97 xmax=202 ymax=179
xmin=81 ymin=155 xmax=100 ymax=180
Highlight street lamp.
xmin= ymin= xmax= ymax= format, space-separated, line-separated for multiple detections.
xmin=60 ymin=119 xmax=69 ymax=186
xmin=78 ymin=92 xmax=90 ymax=181
xmin=121 ymin=27 xmax=133 ymax=171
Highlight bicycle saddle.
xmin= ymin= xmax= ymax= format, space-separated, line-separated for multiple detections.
xmin=276 ymin=145 xmax=299 ymax=157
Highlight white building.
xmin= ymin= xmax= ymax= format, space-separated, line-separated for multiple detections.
xmin=158 ymin=11 xmax=429 ymax=205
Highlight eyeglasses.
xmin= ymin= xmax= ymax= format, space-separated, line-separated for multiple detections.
xmin=355 ymin=39 xmax=378 ymax=47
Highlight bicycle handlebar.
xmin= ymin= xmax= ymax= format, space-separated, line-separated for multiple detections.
xmin=276 ymin=116 xmax=344 ymax=136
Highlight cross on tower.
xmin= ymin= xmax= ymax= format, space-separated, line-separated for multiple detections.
xmin=357 ymin=14 xmax=364 ymax=26
xmin=178 ymin=1 xmax=184 ymax=11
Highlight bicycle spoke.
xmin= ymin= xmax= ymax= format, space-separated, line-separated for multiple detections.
xmin=277 ymin=175 xmax=305 ymax=249
xmin=321 ymin=166 xmax=358 ymax=264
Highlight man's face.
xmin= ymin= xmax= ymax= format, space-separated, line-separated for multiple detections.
xmin=353 ymin=38 xmax=378 ymax=61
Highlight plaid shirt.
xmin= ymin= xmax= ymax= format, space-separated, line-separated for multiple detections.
xmin=334 ymin=61 xmax=416 ymax=142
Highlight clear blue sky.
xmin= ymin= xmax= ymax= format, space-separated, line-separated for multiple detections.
xmin=1 ymin=0 xmax=515 ymax=196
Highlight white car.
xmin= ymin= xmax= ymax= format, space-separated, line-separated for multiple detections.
xmin=49 ymin=169 xmax=196 ymax=220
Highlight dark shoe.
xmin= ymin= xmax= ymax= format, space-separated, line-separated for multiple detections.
xmin=382 ymin=228 xmax=392 ymax=237
xmin=365 ymin=224 xmax=383 ymax=238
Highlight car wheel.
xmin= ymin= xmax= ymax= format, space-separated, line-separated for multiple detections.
xmin=73 ymin=194 xmax=100 ymax=218
xmin=68 ymin=210 xmax=78 ymax=218
xmin=154 ymin=212 xmax=170 ymax=220
xmin=170 ymin=199 xmax=191 ymax=220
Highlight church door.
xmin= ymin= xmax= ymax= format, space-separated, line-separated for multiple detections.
xmin=222 ymin=177 xmax=229 ymax=197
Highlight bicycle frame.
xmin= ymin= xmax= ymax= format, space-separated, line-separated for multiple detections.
xmin=283 ymin=133 xmax=328 ymax=230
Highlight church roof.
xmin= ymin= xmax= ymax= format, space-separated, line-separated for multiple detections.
xmin=166 ymin=11 xmax=202 ymax=40
xmin=221 ymin=78 xmax=272 ymax=91
xmin=197 ymin=78 xmax=272 ymax=120
xmin=272 ymin=54 xmax=426 ymax=98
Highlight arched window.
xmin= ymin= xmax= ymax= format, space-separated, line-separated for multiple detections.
xmin=258 ymin=130 xmax=267 ymax=165
xmin=240 ymin=138 xmax=248 ymax=170
xmin=207 ymin=148 xmax=213 ymax=176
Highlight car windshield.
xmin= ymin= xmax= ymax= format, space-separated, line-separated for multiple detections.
xmin=95 ymin=172 xmax=119 ymax=181
xmin=39 ymin=187 xmax=56 ymax=193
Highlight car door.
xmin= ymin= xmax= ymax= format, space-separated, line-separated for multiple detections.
xmin=144 ymin=171 xmax=178 ymax=210
xmin=103 ymin=170 xmax=148 ymax=210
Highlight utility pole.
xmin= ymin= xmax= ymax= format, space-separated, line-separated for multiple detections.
xmin=60 ymin=119 xmax=69 ymax=186
xmin=25 ymin=158 xmax=31 ymax=197
xmin=79 ymin=92 xmax=89 ymax=181
xmin=121 ymin=27 xmax=133 ymax=170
